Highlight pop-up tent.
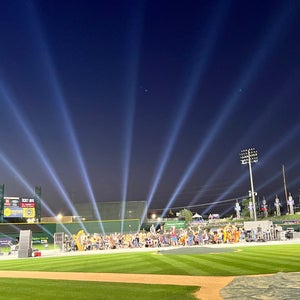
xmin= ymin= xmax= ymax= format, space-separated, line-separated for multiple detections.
xmin=192 ymin=213 xmax=202 ymax=219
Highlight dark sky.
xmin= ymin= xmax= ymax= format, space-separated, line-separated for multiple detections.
xmin=0 ymin=0 xmax=299 ymax=217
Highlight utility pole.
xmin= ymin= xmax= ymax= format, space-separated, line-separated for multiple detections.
xmin=282 ymin=164 xmax=288 ymax=212
xmin=240 ymin=148 xmax=258 ymax=221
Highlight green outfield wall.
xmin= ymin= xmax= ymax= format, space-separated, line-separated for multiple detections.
xmin=0 ymin=219 xmax=140 ymax=244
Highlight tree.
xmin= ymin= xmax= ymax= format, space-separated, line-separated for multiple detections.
xmin=178 ymin=208 xmax=193 ymax=224
xmin=241 ymin=197 xmax=260 ymax=219
xmin=240 ymin=198 xmax=250 ymax=218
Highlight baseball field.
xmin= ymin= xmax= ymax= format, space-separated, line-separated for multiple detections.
xmin=0 ymin=241 xmax=299 ymax=299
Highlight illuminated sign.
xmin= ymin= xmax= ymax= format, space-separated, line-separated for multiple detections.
xmin=3 ymin=197 xmax=36 ymax=218
xmin=23 ymin=208 xmax=36 ymax=218
xmin=4 ymin=197 xmax=20 ymax=207
xmin=4 ymin=207 xmax=23 ymax=218
xmin=20 ymin=198 xmax=36 ymax=208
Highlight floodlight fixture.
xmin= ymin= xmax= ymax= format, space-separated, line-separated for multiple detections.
xmin=240 ymin=148 xmax=258 ymax=164
xmin=240 ymin=148 xmax=258 ymax=221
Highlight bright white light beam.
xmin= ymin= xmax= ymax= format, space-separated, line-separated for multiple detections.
xmin=120 ymin=3 xmax=144 ymax=233
xmin=0 ymin=151 xmax=72 ymax=235
xmin=141 ymin=1 xmax=230 ymax=222
xmin=0 ymin=83 xmax=87 ymax=233
xmin=162 ymin=2 xmax=298 ymax=217
xmin=26 ymin=5 xmax=104 ymax=233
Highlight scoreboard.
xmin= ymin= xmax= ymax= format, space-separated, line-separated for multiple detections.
xmin=3 ymin=197 xmax=36 ymax=219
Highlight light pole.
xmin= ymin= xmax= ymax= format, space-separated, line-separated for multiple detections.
xmin=240 ymin=148 xmax=258 ymax=221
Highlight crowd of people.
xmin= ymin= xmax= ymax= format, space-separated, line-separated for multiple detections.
xmin=62 ymin=222 xmax=284 ymax=252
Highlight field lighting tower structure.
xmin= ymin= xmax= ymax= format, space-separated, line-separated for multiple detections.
xmin=240 ymin=148 xmax=258 ymax=221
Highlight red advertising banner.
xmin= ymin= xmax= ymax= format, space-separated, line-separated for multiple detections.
xmin=20 ymin=198 xmax=36 ymax=208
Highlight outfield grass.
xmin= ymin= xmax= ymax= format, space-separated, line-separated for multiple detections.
xmin=1 ymin=244 xmax=300 ymax=276
xmin=1 ymin=244 xmax=299 ymax=300
xmin=0 ymin=278 xmax=198 ymax=300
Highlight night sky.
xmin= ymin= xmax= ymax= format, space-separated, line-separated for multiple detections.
xmin=0 ymin=0 xmax=299 ymax=217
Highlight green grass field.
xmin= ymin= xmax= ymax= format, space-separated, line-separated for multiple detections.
xmin=0 ymin=278 xmax=198 ymax=300
xmin=0 ymin=244 xmax=300 ymax=299
xmin=1 ymin=244 xmax=300 ymax=275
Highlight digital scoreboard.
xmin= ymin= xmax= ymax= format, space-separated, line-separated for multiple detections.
xmin=3 ymin=197 xmax=36 ymax=219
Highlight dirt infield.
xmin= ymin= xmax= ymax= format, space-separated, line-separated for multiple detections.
xmin=0 ymin=270 xmax=234 ymax=300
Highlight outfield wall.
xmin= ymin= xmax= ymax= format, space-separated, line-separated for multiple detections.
xmin=55 ymin=219 xmax=140 ymax=236
xmin=74 ymin=201 xmax=147 ymax=223
xmin=0 ymin=219 xmax=140 ymax=244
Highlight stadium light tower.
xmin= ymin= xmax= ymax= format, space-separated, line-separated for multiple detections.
xmin=240 ymin=148 xmax=258 ymax=221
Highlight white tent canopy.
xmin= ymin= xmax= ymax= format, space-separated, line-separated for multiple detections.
xmin=192 ymin=213 xmax=202 ymax=218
